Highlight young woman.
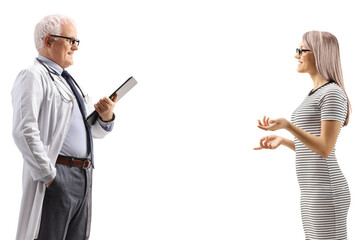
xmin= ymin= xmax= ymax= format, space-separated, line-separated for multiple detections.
xmin=254 ymin=31 xmax=351 ymax=239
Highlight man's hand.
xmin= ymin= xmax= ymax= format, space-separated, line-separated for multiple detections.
xmin=46 ymin=177 xmax=55 ymax=188
xmin=94 ymin=93 xmax=118 ymax=122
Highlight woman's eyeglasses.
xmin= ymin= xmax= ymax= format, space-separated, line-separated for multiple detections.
xmin=296 ymin=48 xmax=311 ymax=56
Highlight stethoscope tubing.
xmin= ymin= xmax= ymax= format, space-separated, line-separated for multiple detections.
xmin=36 ymin=58 xmax=86 ymax=98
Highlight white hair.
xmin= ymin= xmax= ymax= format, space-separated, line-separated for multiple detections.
xmin=34 ymin=14 xmax=76 ymax=52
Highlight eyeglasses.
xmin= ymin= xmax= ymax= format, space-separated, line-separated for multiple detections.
xmin=49 ymin=34 xmax=80 ymax=46
xmin=296 ymin=48 xmax=311 ymax=56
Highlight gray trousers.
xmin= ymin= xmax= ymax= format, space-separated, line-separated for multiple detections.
xmin=36 ymin=164 xmax=91 ymax=240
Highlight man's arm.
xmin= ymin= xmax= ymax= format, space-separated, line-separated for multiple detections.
xmin=90 ymin=93 xmax=118 ymax=138
xmin=12 ymin=69 xmax=56 ymax=182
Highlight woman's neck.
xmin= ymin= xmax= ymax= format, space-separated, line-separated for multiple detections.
xmin=309 ymin=72 xmax=328 ymax=90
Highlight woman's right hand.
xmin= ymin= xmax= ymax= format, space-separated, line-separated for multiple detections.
xmin=253 ymin=135 xmax=283 ymax=150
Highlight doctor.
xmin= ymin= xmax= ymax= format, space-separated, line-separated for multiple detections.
xmin=12 ymin=14 xmax=117 ymax=240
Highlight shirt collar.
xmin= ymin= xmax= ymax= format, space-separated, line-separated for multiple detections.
xmin=37 ymin=55 xmax=64 ymax=76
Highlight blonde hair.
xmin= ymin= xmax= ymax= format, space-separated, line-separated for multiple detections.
xmin=302 ymin=31 xmax=351 ymax=126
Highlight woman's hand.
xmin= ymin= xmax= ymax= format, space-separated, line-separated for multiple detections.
xmin=255 ymin=116 xmax=296 ymax=151
xmin=257 ymin=116 xmax=290 ymax=131
xmin=254 ymin=135 xmax=283 ymax=150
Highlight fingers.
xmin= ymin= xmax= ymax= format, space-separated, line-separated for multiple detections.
xmin=255 ymin=116 xmax=283 ymax=150
xmin=100 ymin=96 xmax=114 ymax=105
xmin=263 ymin=116 xmax=270 ymax=126
xmin=253 ymin=136 xmax=268 ymax=150
xmin=94 ymin=102 xmax=106 ymax=113
xmin=257 ymin=125 xmax=269 ymax=131
xmin=253 ymin=135 xmax=279 ymax=150
xmin=94 ymin=103 xmax=102 ymax=112
xmin=258 ymin=116 xmax=269 ymax=126
xmin=269 ymin=119 xmax=277 ymax=125
xmin=94 ymin=96 xmax=117 ymax=122
xmin=260 ymin=136 xmax=267 ymax=148
xmin=111 ymin=93 xmax=118 ymax=102
xmin=46 ymin=177 xmax=56 ymax=188
xmin=95 ymin=97 xmax=116 ymax=112
xmin=257 ymin=116 xmax=281 ymax=132
xmin=97 ymin=100 xmax=106 ymax=110
xmin=255 ymin=117 xmax=279 ymax=150
xmin=258 ymin=116 xmax=270 ymax=126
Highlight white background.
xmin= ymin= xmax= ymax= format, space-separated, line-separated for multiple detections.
xmin=1 ymin=0 xmax=359 ymax=239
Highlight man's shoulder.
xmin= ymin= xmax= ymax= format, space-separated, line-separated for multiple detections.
xmin=14 ymin=60 xmax=52 ymax=90
xmin=17 ymin=60 xmax=48 ymax=79
xmin=27 ymin=60 xmax=48 ymax=74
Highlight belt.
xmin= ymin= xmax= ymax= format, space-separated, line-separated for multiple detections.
xmin=56 ymin=155 xmax=91 ymax=169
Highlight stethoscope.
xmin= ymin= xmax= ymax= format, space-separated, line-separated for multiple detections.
xmin=36 ymin=58 xmax=87 ymax=103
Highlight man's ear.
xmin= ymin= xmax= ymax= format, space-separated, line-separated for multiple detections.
xmin=43 ymin=35 xmax=53 ymax=47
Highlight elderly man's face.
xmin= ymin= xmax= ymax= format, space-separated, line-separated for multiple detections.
xmin=48 ymin=23 xmax=78 ymax=69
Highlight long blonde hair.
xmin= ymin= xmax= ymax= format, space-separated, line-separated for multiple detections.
xmin=302 ymin=31 xmax=351 ymax=126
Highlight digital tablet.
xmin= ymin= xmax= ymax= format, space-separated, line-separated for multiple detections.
xmin=86 ymin=76 xmax=137 ymax=125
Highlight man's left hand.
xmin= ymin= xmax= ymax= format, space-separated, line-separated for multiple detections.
xmin=94 ymin=93 xmax=118 ymax=122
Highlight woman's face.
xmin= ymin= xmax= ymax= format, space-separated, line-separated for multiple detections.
xmin=295 ymin=42 xmax=317 ymax=75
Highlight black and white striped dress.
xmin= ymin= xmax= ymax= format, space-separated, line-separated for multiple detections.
xmin=291 ymin=82 xmax=351 ymax=240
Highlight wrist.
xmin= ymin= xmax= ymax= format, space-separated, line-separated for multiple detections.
xmin=279 ymin=136 xmax=284 ymax=145
xmin=284 ymin=119 xmax=292 ymax=131
xmin=100 ymin=113 xmax=115 ymax=122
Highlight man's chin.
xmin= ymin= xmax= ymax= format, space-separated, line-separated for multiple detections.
xmin=62 ymin=61 xmax=74 ymax=69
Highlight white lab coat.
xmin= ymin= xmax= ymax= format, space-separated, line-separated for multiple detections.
xmin=12 ymin=59 xmax=109 ymax=240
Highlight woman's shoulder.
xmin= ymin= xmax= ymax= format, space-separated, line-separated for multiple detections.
xmin=319 ymin=82 xmax=346 ymax=98
xmin=317 ymin=82 xmax=347 ymax=108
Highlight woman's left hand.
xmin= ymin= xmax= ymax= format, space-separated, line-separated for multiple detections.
xmin=257 ymin=116 xmax=290 ymax=131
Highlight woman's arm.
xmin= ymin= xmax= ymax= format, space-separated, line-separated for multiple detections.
xmin=287 ymin=120 xmax=341 ymax=158
xmin=281 ymin=137 xmax=296 ymax=151
xmin=258 ymin=116 xmax=341 ymax=158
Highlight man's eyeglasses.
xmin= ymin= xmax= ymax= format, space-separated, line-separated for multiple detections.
xmin=49 ymin=34 xmax=80 ymax=46
xmin=296 ymin=48 xmax=311 ymax=56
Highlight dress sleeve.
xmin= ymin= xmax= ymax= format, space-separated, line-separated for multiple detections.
xmin=319 ymin=86 xmax=347 ymax=124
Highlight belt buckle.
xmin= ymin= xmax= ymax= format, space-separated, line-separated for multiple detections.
xmin=82 ymin=160 xmax=91 ymax=169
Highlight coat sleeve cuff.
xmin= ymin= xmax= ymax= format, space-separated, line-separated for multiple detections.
xmin=38 ymin=169 xmax=57 ymax=184
xmin=97 ymin=114 xmax=115 ymax=132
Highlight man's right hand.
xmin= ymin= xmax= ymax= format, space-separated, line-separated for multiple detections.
xmin=46 ymin=177 xmax=55 ymax=188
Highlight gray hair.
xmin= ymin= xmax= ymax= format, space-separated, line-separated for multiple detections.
xmin=34 ymin=14 xmax=75 ymax=52
xmin=302 ymin=31 xmax=351 ymax=126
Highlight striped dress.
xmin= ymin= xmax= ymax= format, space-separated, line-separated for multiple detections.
xmin=291 ymin=82 xmax=351 ymax=240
